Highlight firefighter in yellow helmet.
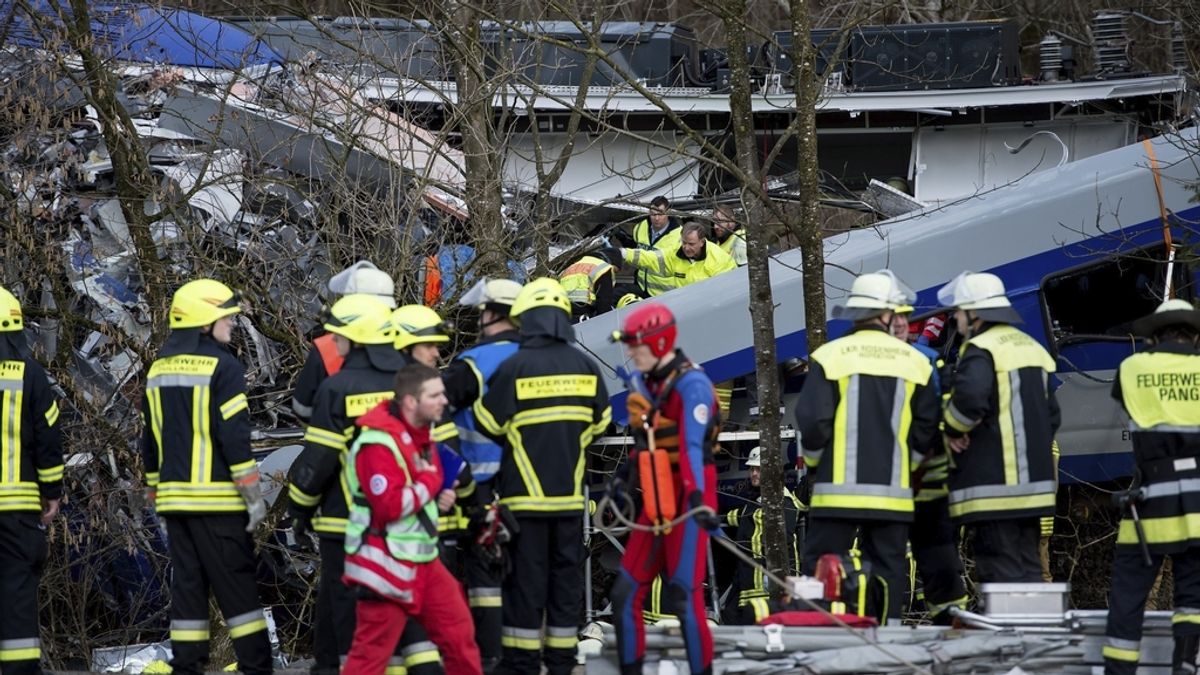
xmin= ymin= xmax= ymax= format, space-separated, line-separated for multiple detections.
xmin=558 ymin=249 xmax=619 ymax=320
xmin=1104 ymin=299 xmax=1200 ymax=675
xmin=286 ymin=295 xmax=445 ymax=674
xmin=474 ymin=278 xmax=611 ymax=675
xmin=142 ymin=279 xmax=272 ymax=674
xmin=394 ymin=304 xmax=452 ymax=368
xmin=0 ymin=286 xmax=63 ymax=674
xmin=794 ymin=270 xmax=940 ymax=625
xmin=292 ymin=261 xmax=397 ymax=421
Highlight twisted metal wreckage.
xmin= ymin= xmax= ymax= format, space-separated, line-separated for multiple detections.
xmin=2 ymin=1 xmax=1200 ymax=672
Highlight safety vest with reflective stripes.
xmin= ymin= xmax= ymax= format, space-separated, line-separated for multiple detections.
xmin=143 ymin=337 xmax=255 ymax=514
xmin=727 ymin=490 xmax=805 ymax=603
xmin=0 ymin=358 xmax=62 ymax=513
xmin=805 ymin=329 xmax=933 ymax=521
xmin=452 ymin=340 xmax=520 ymax=483
xmin=945 ymin=325 xmax=1058 ymax=523
xmin=1113 ymin=347 xmax=1200 ymax=551
xmin=345 ymin=429 xmax=439 ymax=574
xmin=560 ymin=256 xmax=615 ymax=306
xmin=288 ymin=351 xmax=398 ymax=537
xmin=622 ymin=242 xmax=735 ymax=295
xmin=631 ymin=219 xmax=682 ymax=297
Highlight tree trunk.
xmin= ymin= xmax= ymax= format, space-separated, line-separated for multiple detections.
xmin=720 ymin=0 xmax=789 ymax=597
xmin=446 ymin=2 xmax=509 ymax=277
xmin=63 ymin=0 xmax=171 ymax=348
xmin=790 ymin=0 xmax=827 ymax=354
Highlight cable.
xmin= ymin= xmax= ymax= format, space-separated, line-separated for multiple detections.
xmin=592 ymin=491 xmax=935 ymax=675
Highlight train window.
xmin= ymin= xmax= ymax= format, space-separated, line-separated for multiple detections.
xmin=1042 ymin=244 xmax=1192 ymax=340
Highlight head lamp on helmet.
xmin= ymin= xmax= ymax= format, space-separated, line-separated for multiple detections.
xmin=393 ymin=305 xmax=452 ymax=351
xmin=324 ymin=295 xmax=395 ymax=345
xmin=0 ymin=287 xmax=22 ymax=333
xmin=170 ymin=279 xmax=241 ymax=329
xmin=511 ymin=278 xmax=572 ymax=319
xmin=610 ymin=302 xmax=676 ymax=358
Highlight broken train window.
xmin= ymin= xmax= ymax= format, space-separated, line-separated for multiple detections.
xmin=1041 ymin=243 xmax=1193 ymax=341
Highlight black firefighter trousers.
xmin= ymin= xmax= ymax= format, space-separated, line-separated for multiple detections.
xmin=495 ymin=516 xmax=584 ymax=675
xmin=1104 ymin=545 xmax=1200 ymax=675
xmin=313 ymin=536 xmax=443 ymax=675
xmin=165 ymin=514 xmax=272 ymax=675
xmin=911 ymin=497 xmax=968 ymax=622
xmin=0 ymin=514 xmax=47 ymax=675
xmin=801 ymin=518 xmax=908 ymax=624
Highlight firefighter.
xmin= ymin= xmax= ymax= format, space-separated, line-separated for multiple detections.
xmin=725 ymin=446 xmax=807 ymax=625
xmin=287 ymin=295 xmax=445 ymax=674
xmin=616 ymin=222 xmax=736 ymax=294
xmin=558 ymin=251 xmax=618 ymax=319
xmin=291 ymin=261 xmax=396 ymax=421
xmin=441 ymin=278 xmax=523 ymax=671
xmin=794 ymin=271 xmax=940 ymax=624
xmin=890 ymin=304 xmax=968 ymax=623
xmin=608 ymin=301 xmax=720 ymax=675
xmin=0 ymin=286 xmax=62 ymax=675
xmin=627 ymin=196 xmax=682 ymax=297
xmin=141 ymin=279 xmax=272 ymax=675
xmin=393 ymin=305 xmax=452 ymax=369
xmin=474 ymin=278 xmax=611 ymax=675
xmin=340 ymin=364 xmax=482 ymax=675
xmin=1103 ymin=299 xmax=1200 ymax=675
xmin=938 ymin=272 xmax=1059 ymax=583
xmin=710 ymin=204 xmax=746 ymax=267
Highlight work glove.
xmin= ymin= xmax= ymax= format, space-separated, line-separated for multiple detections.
xmin=235 ymin=473 xmax=268 ymax=533
xmin=687 ymin=491 xmax=721 ymax=532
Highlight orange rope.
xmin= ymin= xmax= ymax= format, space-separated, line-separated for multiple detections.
xmin=1143 ymin=139 xmax=1176 ymax=298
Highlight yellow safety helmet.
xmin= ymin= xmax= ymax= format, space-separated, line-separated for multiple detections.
xmin=323 ymin=294 xmax=395 ymax=345
xmin=511 ymin=277 xmax=572 ymax=318
xmin=616 ymin=293 xmax=641 ymax=309
xmin=169 ymin=279 xmax=241 ymax=329
xmin=393 ymin=304 xmax=451 ymax=351
xmin=0 ymin=286 xmax=23 ymax=332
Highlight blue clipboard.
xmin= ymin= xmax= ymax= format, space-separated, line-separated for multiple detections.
xmin=438 ymin=444 xmax=465 ymax=491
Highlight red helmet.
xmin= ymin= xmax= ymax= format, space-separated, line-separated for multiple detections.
xmin=612 ymin=302 xmax=677 ymax=358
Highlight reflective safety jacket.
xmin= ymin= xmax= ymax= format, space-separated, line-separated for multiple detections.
xmin=1111 ymin=342 xmax=1200 ymax=553
xmin=343 ymin=402 xmax=443 ymax=605
xmin=716 ymin=230 xmax=747 ymax=267
xmin=288 ymin=349 xmax=400 ymax=537
xmin=622 ymin=241 xmax=735 ymax=294
xmin=475 ymin=337 xmax=611 ymax=516
xmin=944 ymin=324 xmax=1060 ymax=523
xmin=726 ymin=488 xmax=806 ymax=604
xmin=142 ymin=332 xmax=254 ymax=514
xmin=631 ymin=219 xmax=682 ymax=297
xmin=559 ymin=256 xmax=616 ymax=310
xmin=795 ymin=327 xmax=939 ymax=522
xmin=0 ymin=357 xmax=62 ymax=513
xmin=445 ymin=336 xmax=521 ymax=483
xmin=291 ymin=334 xmax=342 ymax=420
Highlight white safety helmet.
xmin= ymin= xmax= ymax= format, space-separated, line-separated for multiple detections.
xmin=327 ymin=261 xmax=397 ymax=308
xmin=746 ymin=446 xmax=761 ymax=467
xmin=937 ymin=271 xmax=1021 ymax=324
xmin=460 ymin=278 xmax=523 ymax=312
xmin=832 ymin=270 xmax=916 ymax=321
